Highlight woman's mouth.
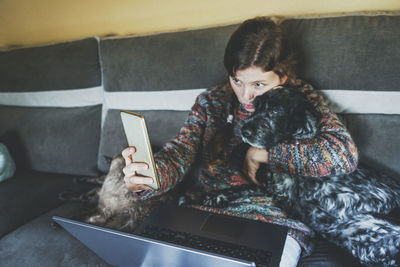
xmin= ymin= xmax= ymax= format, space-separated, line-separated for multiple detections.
xmin=242 ymin=103 xmax=255 ymax=111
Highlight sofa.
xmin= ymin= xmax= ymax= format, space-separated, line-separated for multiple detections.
xmin=0 ymin=13 xmax=399 ymax=267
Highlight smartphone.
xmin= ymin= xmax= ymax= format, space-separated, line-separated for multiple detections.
xmin=120 ymin=110 xmax=160 ymax=190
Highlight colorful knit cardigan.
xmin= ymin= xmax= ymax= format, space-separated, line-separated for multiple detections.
xmin=138 ymin=80 xmax=359 ymax=255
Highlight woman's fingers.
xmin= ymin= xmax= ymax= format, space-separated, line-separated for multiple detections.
xmin=124 ymin=176 xmax=154 ymax=185
xmin=123 ymin=161 xmax=153 ymax=192
xmin=121 ymin=146 xmax=136 ymax=165
xmin=243 ymin=161 xmax=261 ymax=186
xmin=248 ymin=171 xmax=261 ymax=186
xmin=243 ymin=146 xmax=268 ymax=186
xmin=121 ymin=146 xmax=153 ymax=192
xmin=122 ymin=162 xmax=149 ymax=176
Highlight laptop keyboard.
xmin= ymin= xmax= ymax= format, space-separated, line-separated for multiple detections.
xmin=140 ymin=225 xmax=272 ymax=266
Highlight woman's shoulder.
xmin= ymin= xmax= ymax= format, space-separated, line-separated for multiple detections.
xmin=295 ymin=79 xmax=325 ymax=99
xmin=294 ymin=80 xmax=333 ymax=112
xmin=294 ymin=79 xmax=315 ymax=92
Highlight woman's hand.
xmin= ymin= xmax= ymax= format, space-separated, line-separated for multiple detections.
xmin=121 ymin=146 xmax=154 ymax=192
xmin=242 ymin=146 xmax=269 ymax=186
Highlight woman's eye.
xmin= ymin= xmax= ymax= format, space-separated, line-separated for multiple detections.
xmin=255 ymin=82 xmax=265 ymax=88
xmin=232 ymin=77 xmax=241 ymax=84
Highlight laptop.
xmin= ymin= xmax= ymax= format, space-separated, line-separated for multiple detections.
xmin=53 ymin=203 xmax=288 ymax=267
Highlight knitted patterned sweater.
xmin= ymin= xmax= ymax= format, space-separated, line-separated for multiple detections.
xmin=138 ymin=80 xmax=359 ymax=255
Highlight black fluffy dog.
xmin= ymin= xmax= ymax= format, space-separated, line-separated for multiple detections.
xmin=194 ymin=86 xmax=400 ymax=266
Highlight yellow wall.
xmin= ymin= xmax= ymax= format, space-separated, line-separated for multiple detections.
xmin=0 ymin=0 xmax=399 ymax=49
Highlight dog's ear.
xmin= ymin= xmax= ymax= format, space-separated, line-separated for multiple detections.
xmin=292 ymin=109 xmax=320 ymax=139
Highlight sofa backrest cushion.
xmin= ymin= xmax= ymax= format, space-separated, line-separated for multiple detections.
xmin=0 ymin=38 xmax=102 ymax=176
xmin=283 ymin=15 xmax=400 ymax=91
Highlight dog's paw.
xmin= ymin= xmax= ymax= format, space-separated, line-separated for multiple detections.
xmin=86 ymin=214 xmax=106 ymax=224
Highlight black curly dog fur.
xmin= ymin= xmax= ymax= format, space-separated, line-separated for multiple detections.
xmin=191 ymin=86 xmax=400 ymax=266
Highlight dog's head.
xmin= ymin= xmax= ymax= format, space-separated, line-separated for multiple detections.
xmin=241 ymin=86 xmax=320 ymax=150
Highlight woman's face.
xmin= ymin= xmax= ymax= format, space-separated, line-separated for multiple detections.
xmin=229 ymin=66 xmax=287 ymax=112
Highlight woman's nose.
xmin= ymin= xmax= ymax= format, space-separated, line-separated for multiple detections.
xmin=244 ymin=87 xmax=255 ymax=102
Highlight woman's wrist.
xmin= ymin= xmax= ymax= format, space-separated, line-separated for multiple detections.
xmin=248 ymin=146 xmax=269 ymax=164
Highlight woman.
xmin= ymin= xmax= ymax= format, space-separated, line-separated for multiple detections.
xmin=121 ymin=17 xmax=358 ymax=266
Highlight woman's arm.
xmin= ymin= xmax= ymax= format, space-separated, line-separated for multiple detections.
xmin=135 ymin=91 xmax=209 ymax=199
xmin=268 ymin=83 xmax=359 ymax=177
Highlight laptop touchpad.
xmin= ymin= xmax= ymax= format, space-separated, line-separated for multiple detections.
xmin=200 ymin=215 xmax=246 ymax=239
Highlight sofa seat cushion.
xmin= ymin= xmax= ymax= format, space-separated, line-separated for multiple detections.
xmin=0 ymin=202 xmax=111 ymax=266
xmin=0 ymin=202 xmax=367 ymax=267
xmin=0 ymin=170 xmax=86 ymax=238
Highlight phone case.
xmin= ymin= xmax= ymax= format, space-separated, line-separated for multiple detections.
xmin=120 ymin=111 xmax=160 ymax=190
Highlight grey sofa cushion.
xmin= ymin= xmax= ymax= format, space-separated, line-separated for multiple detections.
xmin=100 ymin=25 xmax=236 ymax=92
xmin=0 ymin=38 xmax=101 ymax=92
xmin=345 ymin=114 xmax=400 ymax=177
xmin=0 ymin=171 xmax=78 ymax=238
xmin=0 ymin=105 xmax=102 ymax=176
xmin=283 ymin=15 xmax=400 ymax=91
xmin=0 ymin=37 xmax=103 ymax=176
xmin=0 ymin=203 xmax=111 ymax=267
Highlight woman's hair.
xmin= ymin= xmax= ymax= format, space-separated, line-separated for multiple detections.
xmin=210 ymin=17 xmax=297 ymax=163
xmin=224 ymin=17 xmax=296 ymax=85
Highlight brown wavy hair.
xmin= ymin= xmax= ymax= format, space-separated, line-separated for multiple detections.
xmin=224 ymin=17 xmax=297 ymax=85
